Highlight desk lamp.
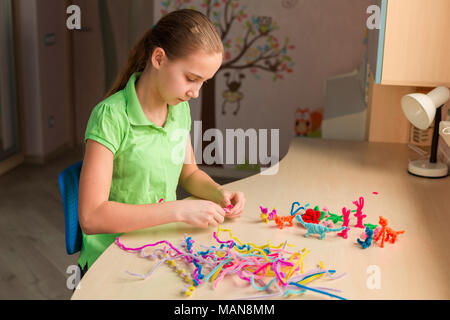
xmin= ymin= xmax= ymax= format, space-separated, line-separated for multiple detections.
xmin=401 ymin=86 xmax=450 ymax=178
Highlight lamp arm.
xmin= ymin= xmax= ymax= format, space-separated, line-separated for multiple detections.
xmin=430 ymin=105 xmax=443 ymax=163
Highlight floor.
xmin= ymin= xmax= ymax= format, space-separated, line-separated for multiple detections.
xmin=0 ymin=149 xmax=238 ymax=299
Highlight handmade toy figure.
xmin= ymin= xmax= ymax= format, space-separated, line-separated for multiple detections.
xmin=360 ymin=226 xmax=381 ymax=241
xmin=260 ymin=206 xmax=277 ymax=223
xmin=374 ymin=216 xmax=388 ymax=248
xmin=274 ymin=212 xmax=300 ymax=229
xmin=322 ymin=206 xmax=330 ymax=220
xmin=260 ymin=206 xmax=269 ymax=223
xmin=341 ymin=207 xmax=351 ymax=227
xmin=364 ymin=223 xmax=378 ymax=230
xmin=298 ymin=216 xmax=345 ymax=240
xmin=357 ymin=227 xmax=373 ymax=249
xmin=385 ymin=227 xmax=405 ymax=244
xmin=321 ymin=220 xmax=335 ymax=228
xmin=353 ymin=197 xmax=366 ymax=228
xmin=337 ymin=227 xmax=350 ymax=239
xmin=268 ymin=209 xmax=277 ymax=220
xmin=290 ymin=201 xmax=307 ymax=216
xmin=301 ymin=208 xmax=321 ymax=224
xmin=313 ymin=205 xmax=327 ymax=221
xmin=326 ymin=212 xmax=343 ymax=224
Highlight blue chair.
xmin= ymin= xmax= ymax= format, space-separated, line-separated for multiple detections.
xmin=58 ymin=161 xmax=83 ymax=255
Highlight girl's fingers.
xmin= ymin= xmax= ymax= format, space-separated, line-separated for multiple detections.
xmin=231 ymin=193 xmax=245 ymax=214
xmin=212 ymin=202 xmax=226 ymax=216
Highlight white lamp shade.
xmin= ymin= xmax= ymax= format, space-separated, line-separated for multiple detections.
xmin=401 ymin=86 xmax=450 ymax=130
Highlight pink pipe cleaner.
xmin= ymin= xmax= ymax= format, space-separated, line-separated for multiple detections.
xmin=353 ymin=197 xmax=366 ymax=228
xmin=342 ymin=207 xmax=351 ymax=227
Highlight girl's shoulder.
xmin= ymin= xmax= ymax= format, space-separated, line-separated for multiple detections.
xmin=91 ymin=91 xmax=128 ymax=119
xmin=89 ymin=91 xmax=130 ymax=131
xmin=98 ymin=91 xmax=127 ymax=113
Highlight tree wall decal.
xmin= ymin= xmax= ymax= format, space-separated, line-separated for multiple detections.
xmin=160 ymin=0 xmax=295 ymax=162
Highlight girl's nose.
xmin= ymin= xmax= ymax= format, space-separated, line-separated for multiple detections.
xmin=187 ymin=89 xmax=199 ymax=99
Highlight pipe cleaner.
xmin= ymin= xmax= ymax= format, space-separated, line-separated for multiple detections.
xmin=115 ymin=227 xmax=346 ymax=300
xmin=357 ymin=226 xmax=373 ymax=249
xmin=298 ymin=215 xmax=345 ymax=240
xmin=364 ymin=223 xmax=378 ymax=230
xmin=341 ymin=207 xmax=351 ymax=227
xmin=274 ymin=211 xmax=301 ymax=229
xmin=352 ymin=197 xmax=366 ymax=228
xmin=385 ymin=227 xmax=405 ymax=244
xmin=374 ymin=216 xmax=388 ymax=248
xmin=337 ymin=227 xmax=350 ymax=239
xmin=326 ymin=212 xmax=343 ymax=224
xmin=301 ymin=208 xmax=321 ymax=224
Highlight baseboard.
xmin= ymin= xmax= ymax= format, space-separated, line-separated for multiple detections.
xmin=0 ymin=152 xmax=24 ymax=177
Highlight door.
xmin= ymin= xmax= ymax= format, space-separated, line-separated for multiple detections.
xmin=0 ymin=0 xmax=21 ymax=162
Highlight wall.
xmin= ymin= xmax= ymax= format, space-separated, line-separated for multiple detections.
xmin=71 ymin=0 xmax=154 ymax=146
xmin=154 ymin=0 xmax=373 ymax=164
xmin=15 ymin=0 xmax=72 ymax=163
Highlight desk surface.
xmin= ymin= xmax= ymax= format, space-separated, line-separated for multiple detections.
xmin=72 ymin=138 xmax=450 ymax=300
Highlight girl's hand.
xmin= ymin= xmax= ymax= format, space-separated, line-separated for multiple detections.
xmin=215 ymin=188 xmax=246 ymax=219
xmin=177 ymin=200 xmax=226 ymax=228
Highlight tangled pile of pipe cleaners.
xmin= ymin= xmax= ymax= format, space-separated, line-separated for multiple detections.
xmin=115 ymin=226 xmax=347 ymax=300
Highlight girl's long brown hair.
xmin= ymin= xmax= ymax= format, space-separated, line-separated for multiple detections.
xmin=104 ymin=9 xmax=223 ymax=99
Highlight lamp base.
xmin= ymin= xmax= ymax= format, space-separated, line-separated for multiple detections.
xmin=407 ymin=159 xmax=448 ymax=178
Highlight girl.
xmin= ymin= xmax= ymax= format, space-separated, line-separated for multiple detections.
xmin=78 ymin=9 xmax=246 ymax=274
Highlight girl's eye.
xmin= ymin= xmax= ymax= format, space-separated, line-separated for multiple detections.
xmin=186 ymin=77 xmax=196 ymax=82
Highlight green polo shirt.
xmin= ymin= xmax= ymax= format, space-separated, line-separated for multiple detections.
xmin=78 ymin=72 xmax=191 ymax=269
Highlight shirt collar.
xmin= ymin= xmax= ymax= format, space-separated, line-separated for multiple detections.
xmin=125 ymin=72 xmax=174 ymax=129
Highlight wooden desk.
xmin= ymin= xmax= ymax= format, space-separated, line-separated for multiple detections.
xmin=72 ymin=138 xmax=450 ymax=300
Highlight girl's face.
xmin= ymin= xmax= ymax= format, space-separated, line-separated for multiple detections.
xmin=155 ymin=49 xmax=223 ymax=106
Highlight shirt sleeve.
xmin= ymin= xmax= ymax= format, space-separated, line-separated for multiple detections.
xmin=84 ymin=103 xmax=126 ymax=155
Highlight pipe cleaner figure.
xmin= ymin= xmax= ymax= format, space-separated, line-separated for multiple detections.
xmin=322 ymin=206 xmax=330 ymax=220
xmin=360 ymin=226 xmax=381 ymax=241
xmin=364 ymin=223 xmax=378 ymax=230
xmin=357 ymin=226 xmax=373 ymax=249
xmin=326 ymin=212 xmax=344 ymax=224
xmin=321 ymin=220 xmax=335 ymax=228
xmin=260 ymin=206 xmax=269 ymax=223
xmin=337 ymin=227 xmax=350 ymax=239
xmin=298 ymin=216 xmax=345 ymax=240
xmin=374 ymin=216 xmax=388 ymax=248
xmin=274 ymin=212 xmax=300 ymax=229
xmin=353 ymin=197 xmax=366 ymax=228
xmin=342 ymin=207 xmax=351 ymax=227
xmin=385 ymin=227 xmax=405 ymax=244
xmin=268 ymin=209 xmax=277 ymax=220
xmin=301 ymin=208 xmax=321 ymax=224
xmin=260 ymin=206 xmax=277 ymax=223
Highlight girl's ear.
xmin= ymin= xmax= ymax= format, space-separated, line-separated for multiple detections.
xmin=151 ymin=47 xmax=166 ymax=70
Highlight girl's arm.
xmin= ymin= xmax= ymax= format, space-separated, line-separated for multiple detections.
xmin=79 ymin=140 xmax=225 ymax=235
xmin=179 ymin=135 xmax=246 ymax=217
xmin=178 ymin=134 xmax=224 ymax=204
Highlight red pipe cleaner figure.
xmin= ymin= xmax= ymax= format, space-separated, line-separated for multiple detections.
xmin=353 ymin=197 xmax=366 ymax=228
xmin=302 ymin=208 xmax=321 ymax=224
xmin=374 ymin=216 xmax=388 ymax=248
xmin=342 ymin=206 xmax=351 ymax=227
xmin=337 ymin=227 xmax=350 ymax=239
